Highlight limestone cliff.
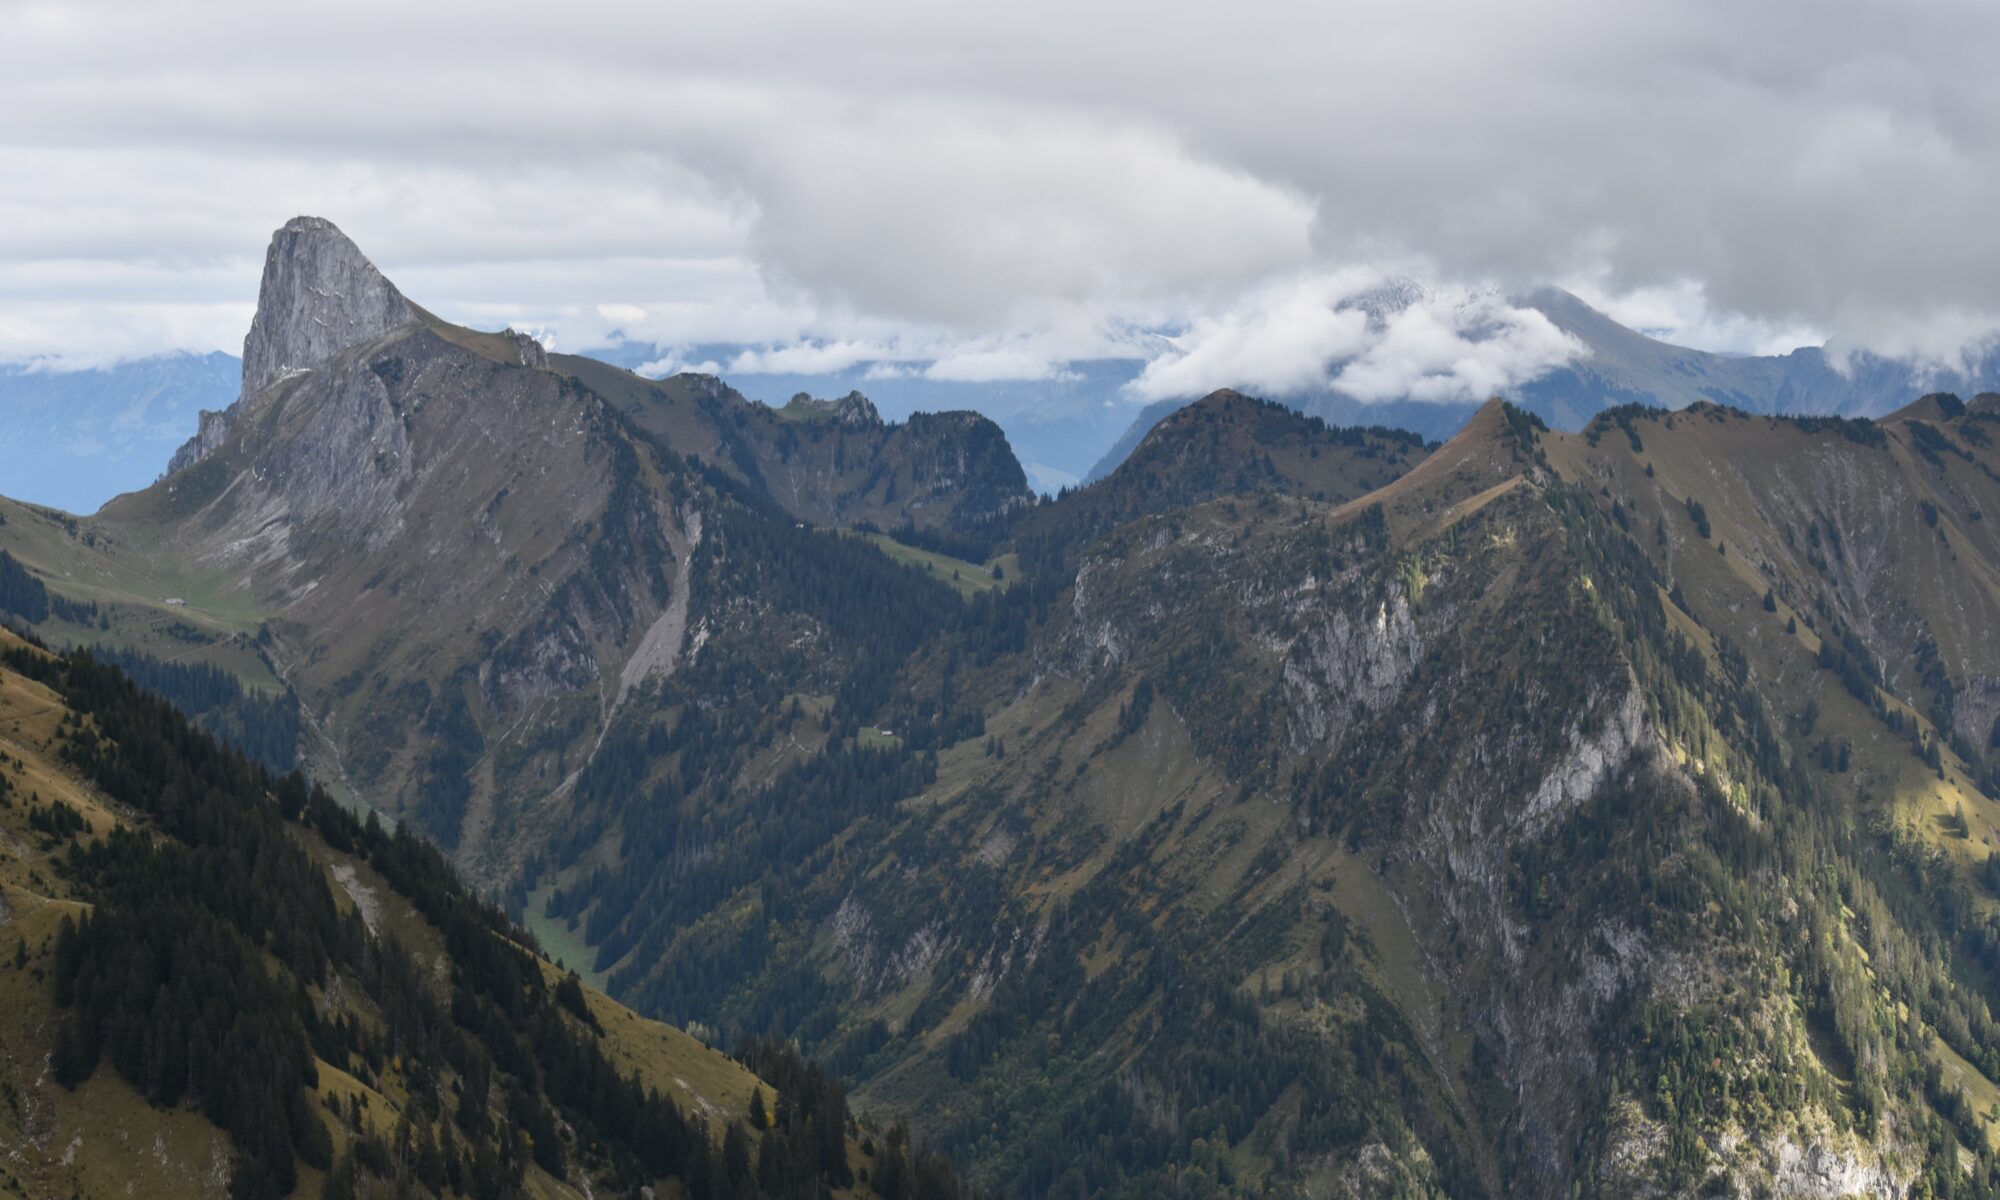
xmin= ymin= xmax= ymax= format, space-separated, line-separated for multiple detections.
xmin=167 ymin=216 xmax=418 ymax=473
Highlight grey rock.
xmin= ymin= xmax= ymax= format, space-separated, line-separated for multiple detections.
xmin=166 ymin=217 xmax=418 ymax=475
xmin=241 ymin=216 xmax=418 ymax=401
xmin=163 ymin=407 xmax=237 ymax=475
xmin=787 ymin=390 xmax=882 ymax=428
xmin=501 ymin=328 xmax=548 ymax=370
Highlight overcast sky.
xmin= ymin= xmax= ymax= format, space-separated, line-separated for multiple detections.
xmin=4 ymin=0 xmax=1997 ymax=402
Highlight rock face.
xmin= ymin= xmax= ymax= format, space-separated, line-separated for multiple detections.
xmin=240 ymin=216 xmax=418 ymax=402
xmin=116 ymin=217 xmax=1045 ymax=867
xmin=162 ymin=407 xmax=237 ymax=475
xmin=1283 ymin=588 xmax=1425 ymax=751
xmin=787 ymin=390 xmax=883 ymax=428
xmin=501 ymin=328 xmax=549 ymax=369
xmin=165 ymin=217 xmax=420 ymax=475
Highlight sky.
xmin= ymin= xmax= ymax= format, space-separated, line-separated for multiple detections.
xmin=4 ymin=0 xmax=1999 ymax=405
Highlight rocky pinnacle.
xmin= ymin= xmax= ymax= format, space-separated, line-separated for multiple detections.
xmin=166 ymin=218 xmax=419 ymax=476
xmin=240 ymin=216 xmax=417 ymax=401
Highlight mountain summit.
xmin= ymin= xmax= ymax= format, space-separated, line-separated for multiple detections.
xmin=77 ymin=217 xmax=1031 ymax=868
xmin=242 ymin=215 xmax=418 ymax=398
xmin=165 ymin=216 xmax=420 ymax=475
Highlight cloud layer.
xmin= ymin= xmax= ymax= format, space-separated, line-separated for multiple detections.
xmin=5 ymin=0 xmax=1998 ymax=386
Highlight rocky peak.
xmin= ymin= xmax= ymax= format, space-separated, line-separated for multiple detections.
xmin=161 ymin=408 xmax=236 ymax=476
xmin=1884 ymin=391 xmax=1968 ymax=423
xmin=1129 ymin=387 xmax=1375 ymax=468
xmin=501 ymin=328 xmax=549 ymax=370
xmin=1157 ymin=388 xmax=1263 ymax=427
xmin=1188 ymin=387 xmax=1256 ymax=411
xmin=240 ymin=216 xmax=417 ymax=401
xmin=787 ymin=390 xmax=883 ymax=429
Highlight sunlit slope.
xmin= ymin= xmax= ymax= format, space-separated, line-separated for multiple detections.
xmin=0 ymin=627 xmax=926 ymax=1199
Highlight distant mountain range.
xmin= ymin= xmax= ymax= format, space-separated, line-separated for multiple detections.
xmin=1512 ymin=286 xmax=2000 ymax=424
xmin=1084 ymin=286 xmax=2000 ymax=481
xmin=10 ymin=281 xmax=2000 ymax=518
xmin=0 ymin=352 xmax=238 ymax=513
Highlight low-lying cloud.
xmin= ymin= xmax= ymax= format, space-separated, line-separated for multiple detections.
xmin=1129 ymin=276 xmax=1586 ymax=403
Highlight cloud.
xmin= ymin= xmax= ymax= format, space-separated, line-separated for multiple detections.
xmin=1560 ymin=279 xmax=1823 ymax=357
xmin=1128 ymin=275 xmax=1374 ymax=400
xmin=1126 ymin=274 xmax=1584 ymax=404
xmin=728 ymin=98 xmax=1316 ymax=328
xmin=0 ymin=302 xmax=254 ymax=371
xmin=1331 ymin=289 xmax=1586 ymax=403
xmin=727 ymin=340 xmax=896 ymax=375
xmin=636 ymin=352 xmax=722 ymax=378
xmin=925 ymin=344 xmax=1076 ymax=384
xmin=4 ymin=0 xmax=2000 ymax=381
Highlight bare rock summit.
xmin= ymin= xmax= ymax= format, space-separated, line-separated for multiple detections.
xmin=241 ymin=216 xmax=418 ymax=400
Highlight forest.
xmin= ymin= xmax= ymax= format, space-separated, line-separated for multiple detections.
xmin=3 ymin=636 xmax=972 ymax=1199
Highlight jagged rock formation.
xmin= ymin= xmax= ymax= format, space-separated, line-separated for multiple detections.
xmin=167 ymin=216 xmax=420 ymax=475
xmin=78 ymin=218 xmax=1032 ymax=871
xmin=161 ymin=404 xmax=237 ymax=475
xmin=502 ymin=327 xmax=549 ymax=369
xmin=241 ymin=215 xmax=418 ymax=398
xmin=784 ymin=389 xmax=882 ymax=427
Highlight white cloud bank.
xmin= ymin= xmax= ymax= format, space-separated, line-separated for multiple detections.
xmin=1129 ymin=276 xmax=1587 ymax=403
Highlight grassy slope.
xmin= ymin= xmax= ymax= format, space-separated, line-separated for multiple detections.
xmin=0 ymin=628 xmax=245 ymax=1199
xmin=0 ymin=497 xmax=277 ymax=691
xmin=1543 ymin=408 xmax=2000 ymax=868
xmin=1543 ymin=407 xmax=2000 ymax=1136
xmin=828 ymin=403 xmax=2000 ymax=1190
xmin=857 ymin=532 xmax=1013 ymax=598
xmin=0 ymin=626 xmax=838 ymax=1199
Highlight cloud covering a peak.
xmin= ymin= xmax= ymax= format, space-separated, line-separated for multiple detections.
xmin=1128 ymin=276 xmax=1587 ymax=403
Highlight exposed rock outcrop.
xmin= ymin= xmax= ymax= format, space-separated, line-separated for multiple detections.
xmin=167 ymin=216 xmax=419 ymax=474
xmin=502 ymin=328 xmax=548 ymax=370
xmin=787 ymin=390 xmax=883 ymax=428
xmin=241 ymin=216 xmax=417 ymax=400
xmin=162 ymin=407 xmax=236 ymax=475
xmin=1283 ymin=587 xmax=1425 ymax=752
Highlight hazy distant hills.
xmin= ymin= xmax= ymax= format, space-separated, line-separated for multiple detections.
xmin=1513 ymin=286 xmax=2000 ymax=426
xmin=0 ymin=352 xmax=237 ymax=513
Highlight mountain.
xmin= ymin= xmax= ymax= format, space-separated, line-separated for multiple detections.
xmin=624 ymin=351 xmax=1151 ymax=493
xmin=0 ymin=352 xmax=239 ymax=515
xmin=0 ymin=626 xmax=963 ymax=1199
xmin=1084 ymin=287 xmax=2000 ymax=483
xmin=0 ymin=217 xmax=1031 ymax=874
xmin=8 ymin=218 xmax=2000 ymax=1197
xmin=1514 ymin=287 xmax=2000 ymax=428
xmin=1085 ymin=395 xmax=1476 ymax=486
xmin=1031 ymin=389 xmax=1433 ymax=563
